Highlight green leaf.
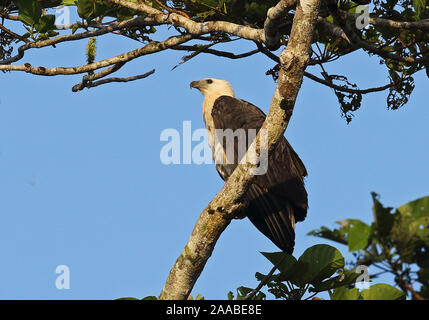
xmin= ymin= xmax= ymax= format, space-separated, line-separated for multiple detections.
xmin=360 ymin=284 xmax=406 ymax=300
xmin=141 ymin=296 xmax=157 ymax=300
xmin=307 ymin=226 xmax=348 ymax=245
xmin=330 ymin=287 xmax=361 ymax=300
xmin=260 ymin=251 xmax=309 ymax=286
xmin=397 ymin=196 xmax=429 ymax=219
xmin=392 ymin=196 xmax=429 ymax=262
xmin=116 ymin=7 xmax=135 ymax=21
xmin=116 ymin=297 xmax=139 ymax=300
xmin=296 ymin=244 xmax=345 ymax=285
xmin=71 ymin=24 xmax=79 ymax=34
xmin=77 ymin=0 xmax=110 ymax=21
xmin=62 ymin=0 xmax=77 ymax=5
xmin=311 ymin=269 xmax=361 ymax=292
xmin=260 ymin=251 xmax=297 ymax=274
xmin=371 ymin=192 xmax=395 ymax=238
xmin=413 ymin=0 xmax=425 ymax=18
xmin=196 ymin=293 xmax=205 ymax=300
xmin=347 ymin=220 xmax=372 ymax=252
xmin=15 ymin=0 xmax=42 ymax=26
xmin=35 ymin=15 xmax=56 ymax=33
xmin=237 ymin=286 xmax=252 ymax=297
xmin=275 ymin=260 xmax=309 ymax=285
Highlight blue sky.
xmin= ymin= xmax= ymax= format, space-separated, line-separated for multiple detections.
xmin=0 ymin=9 xmax=428 ymax=299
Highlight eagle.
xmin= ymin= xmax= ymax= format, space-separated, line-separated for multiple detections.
xmin=190 ymin=78 xmax=308 ymax=254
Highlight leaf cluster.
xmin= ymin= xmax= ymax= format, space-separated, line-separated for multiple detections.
xmin=309 ymin=193 xmax=429 ymax=299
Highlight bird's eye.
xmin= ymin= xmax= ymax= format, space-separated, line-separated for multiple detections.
xmin=206 ymin=79 xmax=213 ymax=84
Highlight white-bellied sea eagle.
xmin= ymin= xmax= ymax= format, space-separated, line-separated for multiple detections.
xmin=190 ymin=78 xmax=308 ymax=254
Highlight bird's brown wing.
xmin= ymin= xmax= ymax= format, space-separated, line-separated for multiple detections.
xmin=211 ymin=95 xmax=308 ymax=253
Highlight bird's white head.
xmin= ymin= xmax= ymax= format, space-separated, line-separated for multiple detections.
xmin=190 ymin=78 xmax=235 ymax=98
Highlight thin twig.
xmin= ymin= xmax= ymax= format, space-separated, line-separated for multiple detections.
xmin=172 ymin=45 xmax=259 ymax=60
xmin=303 ymin=71 xmax=398 ymax=94
xmin=244 ymin=255 xmax=287 ymax=300
xmin=72 ymin=69 xmax=155 ymax=91
xmin=257 ymin=41 xmax=398 ymax=94
xmin=153 ymin=0 xmax=190 ymax=18
xmin=0 ymin=23 xmax=29 ymax=43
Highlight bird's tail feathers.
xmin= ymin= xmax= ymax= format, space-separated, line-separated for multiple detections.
xmin=245 ymin=184 xmax=296 ymax=254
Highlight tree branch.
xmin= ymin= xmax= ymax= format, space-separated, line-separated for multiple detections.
xmin=158 ymin=0 xmax=321 ymax=300
xmin=340 ymin=10 xmax=429 ymax=30
xmin=317 ymin=16 xmax=350 ymax=43
xmin=303 ymin=71 xmax=398 ymax=94
xmin=106 ymin=0 xmax=265 ymax=43
xmin=257 ymin=41 xmax=399 ymax=94
xmin=152 ymin=0 xmax=190 ymax=18
xmin=0 ymin=34 xmax=192 ymax=75
xmin=244 ymin=256 xmax=286 ymax=300
xmin=0 ymin=16 xmax=160 ymax=65
xmin=328 ymin=9 xmax=425 ymax=64
xmin=72 ymin=67 xmax=155 ymax=92
xmin=264 ymin=0 xmax=297 ymax=50
xmin=0 ymin=23 xmax=30 ymax=43
xmin=171 ymin=45 xmax=259 ymax=60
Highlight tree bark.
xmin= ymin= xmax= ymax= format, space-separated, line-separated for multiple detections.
xmin=159 ymin=0 xmax=321 ymax=300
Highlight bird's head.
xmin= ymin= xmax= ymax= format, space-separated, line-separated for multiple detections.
xmin=190 ymin=78 xmax=234 ymax=98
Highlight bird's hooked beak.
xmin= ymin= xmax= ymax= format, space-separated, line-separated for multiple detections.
xmin=190 ymin=80 xmax=201 ymax=90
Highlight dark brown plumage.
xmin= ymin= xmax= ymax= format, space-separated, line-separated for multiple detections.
xmin=211 ymin=96 xmax=308 ymax=254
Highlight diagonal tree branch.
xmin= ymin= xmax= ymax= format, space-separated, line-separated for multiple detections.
xmin=244 ymin=257 xmax=285 ymax=300
xmin=0 ymin=23 xmax=30 ymax=43
xmin=158 ymin=0 xmax=321 ymax=300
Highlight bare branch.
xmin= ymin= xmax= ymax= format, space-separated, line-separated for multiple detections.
xmin=340 ymin=10 xmax=429 ymax=30
xmin=153 ymin=0 xmax=190 ymax=18
xmin=0 ymin=34 xmax=192 ymax=75
xmin=72 ymin=69 xmax=155 ymax=92
xmin=0 ymin=14 xmax=19 ymax=21
xmin=72 ymin=62 xmax=126 ymax=92
xmin=0 ymin=23 xmax=29 ymax=43
xmin=257 ymin=44 xmax=398 ymax=94
xmin=0 ymin=16 xmax=160 ymax=65
xmin=264 ymin=0 xmax=297 ymax=50
xmin=244 ymin=256 xmax=286 ymax=300
xmin=304 ymin=71 xmax=398 ymax=94
xmin=172 ymin=45 xmax=259 ymax=60
xmin=317 ymin=17 xmax=350 ymax=43
xmin=107 ymin=0 xmax=265 ymax=43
